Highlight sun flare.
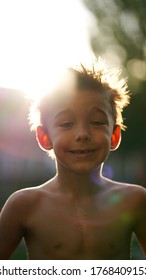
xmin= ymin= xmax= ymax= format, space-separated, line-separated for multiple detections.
xmin=0 ymin=0 xmax=94 ymax=102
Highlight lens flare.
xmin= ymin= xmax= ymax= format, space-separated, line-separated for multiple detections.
xmin=0 ymin=0 xmax=94 ymax=100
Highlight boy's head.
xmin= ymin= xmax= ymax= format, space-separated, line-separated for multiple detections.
xmin=29 ymin=58 xmax=130 ymax=159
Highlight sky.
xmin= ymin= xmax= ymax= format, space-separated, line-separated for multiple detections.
xmin=0 ymin=0 xmax=94 ymax=98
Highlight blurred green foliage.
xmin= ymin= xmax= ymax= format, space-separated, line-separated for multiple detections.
xmin=83 ymin=0 xmax=146 ymax=80
xmin=11 ymin=240 xmax=27 ymax=260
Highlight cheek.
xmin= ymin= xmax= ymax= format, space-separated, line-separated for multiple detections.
xmin=102 ymin=137 xmax=111 ymax=150
xmin=96 ymin=132 xmax=112 ymax=154
xmin=51 ymin=132 xmax=69 ymax=151
xmin=96 ymin=128 xmax=111 ymax=143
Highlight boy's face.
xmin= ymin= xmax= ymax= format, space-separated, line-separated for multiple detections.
xmin=44 ymin=89 xmax=116 ymax=174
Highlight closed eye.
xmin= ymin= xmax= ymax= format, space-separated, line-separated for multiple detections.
xmin=90 ymin=120 xmax=105 ymax=126
xmin=60 ymin=121 xmax=73 ymax=128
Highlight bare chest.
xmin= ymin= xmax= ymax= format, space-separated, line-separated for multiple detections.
xmin=24 ymin=197 xmax=134 ymax=259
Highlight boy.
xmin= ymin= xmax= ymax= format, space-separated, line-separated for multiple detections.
xmin=0 ymin=59 xmax=146 ymax=260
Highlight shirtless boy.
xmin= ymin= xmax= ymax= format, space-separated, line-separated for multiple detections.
xmin=0 ymin=59 xmax=146 ymax=260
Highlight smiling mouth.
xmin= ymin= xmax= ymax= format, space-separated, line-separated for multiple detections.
xmin=69 ymin=149 xmax=97 ymax=154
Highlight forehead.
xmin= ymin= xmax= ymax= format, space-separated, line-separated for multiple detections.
xmin=48 ymin=89 xmax=112 ymax=117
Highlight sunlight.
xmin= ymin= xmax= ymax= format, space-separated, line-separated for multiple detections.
xmin=0 ymin=0 xmax=94 ymax=100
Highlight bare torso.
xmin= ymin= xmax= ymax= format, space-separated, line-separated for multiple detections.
xmin=22 ymin=179 xmax=141 ymax=260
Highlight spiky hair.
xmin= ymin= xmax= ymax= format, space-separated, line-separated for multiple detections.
xmin=29 ymin=58 xmax=130 ymax=132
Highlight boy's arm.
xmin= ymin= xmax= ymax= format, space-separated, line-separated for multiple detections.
xmin=134 ymin=188 xmax=146 ymax=256
xmin=0 ymin=192 xmax=26 ymax=259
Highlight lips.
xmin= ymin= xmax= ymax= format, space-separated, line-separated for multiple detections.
xmin=70 ymin=149 xmax=96 ymax=154
xmin=68 ymin=149 xmax=97 ymax=158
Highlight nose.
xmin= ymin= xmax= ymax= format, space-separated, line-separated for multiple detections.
xmin=75 ymin=125 xmax=91 ymax=142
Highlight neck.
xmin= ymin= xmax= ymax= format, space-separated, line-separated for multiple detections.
xmin=55 ymin=163 xmax=104 ymax=198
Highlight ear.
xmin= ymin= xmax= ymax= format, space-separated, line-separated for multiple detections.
xmin=36 ymin=126 xmax=53 ymax=151
xmin=110 ymin=125 xmax=121 ymax=151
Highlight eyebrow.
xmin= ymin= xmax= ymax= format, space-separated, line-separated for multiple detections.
xmin=54 ymin=106 xmax=108 ymax=119
xmin=89 ymin=106 xmax=108 ymax=118
xmin=54 ymin=109 xmax=72 ymax=119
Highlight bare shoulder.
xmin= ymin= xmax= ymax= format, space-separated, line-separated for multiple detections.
xmin=126 ymin=183 xmax=146 ymax=213
xmin=118 ymin=182 xmax=146 ymax=206
xmin=104 ymin=176 xmax=145 ymax=194
xmin=1 ymin=179 xmax=55 ymax=219
xmin=103 ymin=176 xmax=146 ymax=210
xmin=2 ymin=187 xmax=41 ymax=212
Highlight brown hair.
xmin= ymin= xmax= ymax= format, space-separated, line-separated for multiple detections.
xmin=29 ymin=58 xmax=130 ymax=132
